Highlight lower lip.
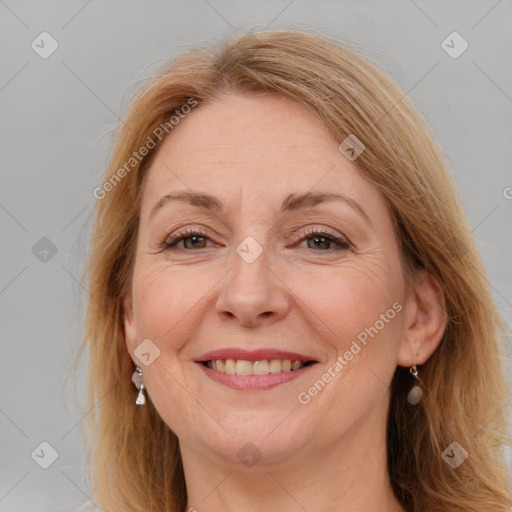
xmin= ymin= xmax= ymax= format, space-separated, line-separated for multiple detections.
xmin=196 ymin=362 xmax=317 ymax=390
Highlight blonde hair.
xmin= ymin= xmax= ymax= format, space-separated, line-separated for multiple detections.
xmin=77 ymin=30 xmax=512 ymax=511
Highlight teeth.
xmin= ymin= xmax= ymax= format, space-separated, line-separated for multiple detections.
xmin=235 ymin=360 xmax=252 ymax=375
xmin=291 ymin=360 xmax=302 ymax=370
xmin=205 ymin=359 xmax=308 ymax=375
xmin=269 ymin=359 xmax=282 ymax=373
xmin=225 ymin=359 xmax=236 ymax=375
xmin=253 ymin=360 xmax=270 ymax=375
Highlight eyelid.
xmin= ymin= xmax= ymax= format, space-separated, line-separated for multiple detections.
xmin=291 ymin=225 xmax=345 ymax=240
xmin=162 ymin=225 xmax=217 ymax=246
xmin=163 ymin=224 xmax=346 ymax=242
xmin=165 ymin=225 xmax=203 ymax=240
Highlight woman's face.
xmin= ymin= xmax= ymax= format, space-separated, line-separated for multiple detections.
xmin=124 ymin=92 xmax=411 ymax=467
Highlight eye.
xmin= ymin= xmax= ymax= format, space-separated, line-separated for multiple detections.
xmin=161 ymin=226 xmax=351 ymax=252
xmin=162 ymin=228 xmax=213 ymax=250
xmin=295 ymin=227 xmax=350 ymax=251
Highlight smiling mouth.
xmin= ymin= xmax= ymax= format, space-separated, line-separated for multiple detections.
xmin=202 ymin=359 xmax=316 ymax=375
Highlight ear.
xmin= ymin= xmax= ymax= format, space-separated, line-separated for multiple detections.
xmin=397 ymin=269 xmax=447 ymax=367
xmin=123 ymin=289 xmax=138 ymax=360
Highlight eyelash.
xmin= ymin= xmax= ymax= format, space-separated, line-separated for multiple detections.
xmin=161 ymin=227 xmax=351 ymax=252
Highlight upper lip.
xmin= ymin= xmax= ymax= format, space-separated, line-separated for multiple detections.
xmin=195 ymin=348 xmax=317 ymax=362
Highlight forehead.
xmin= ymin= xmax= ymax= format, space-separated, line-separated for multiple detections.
xmin=141 ymin=93 xmax=383 ymax=218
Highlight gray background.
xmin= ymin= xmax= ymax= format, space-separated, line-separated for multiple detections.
xmin=1 ymin=1 xmax=511 ymax=510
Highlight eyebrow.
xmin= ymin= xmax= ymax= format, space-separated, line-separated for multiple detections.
xmin=149 ymin=191 xmax=372 ymax=225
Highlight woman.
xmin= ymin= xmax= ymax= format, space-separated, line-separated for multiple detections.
xmin=78 ymin=30 xmax=512 ymax=511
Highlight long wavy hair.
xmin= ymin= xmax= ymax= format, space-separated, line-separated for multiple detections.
xmin=76 ymin=29 xmax=512 ymax=511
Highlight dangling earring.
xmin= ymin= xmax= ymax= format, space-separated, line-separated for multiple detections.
xmin=407 ymin=364 xmax=423 ymax=405
xmin=131 ymin=366 xmax=146 ymax=405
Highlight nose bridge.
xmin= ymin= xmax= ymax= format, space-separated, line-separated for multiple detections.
xmin=215 ymin=233 xmax=289 ymax=326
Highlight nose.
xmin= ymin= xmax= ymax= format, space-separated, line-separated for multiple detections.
xmin=215 ymin=245 xmax=290 ymax=328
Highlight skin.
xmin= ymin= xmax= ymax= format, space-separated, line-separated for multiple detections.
xmin=124 ymin=92 xmax=446 ymax=512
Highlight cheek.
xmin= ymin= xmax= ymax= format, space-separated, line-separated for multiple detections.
xmin=329 ymin=283 xmax=402 ymax=364
xmin=130 ymin=264 xmax=213 ymax=436
xmin=294 ymin=271 xmax=404 ymax=427
xmin=289 ymin=256 xmax=403 ymax=347
xmin=329 ymin=286 xmax=404 ymax=407
xmin=132 ymin=263 xmax=214 ymax=345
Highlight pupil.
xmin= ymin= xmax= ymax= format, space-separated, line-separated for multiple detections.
xmin=310 ymin=236 xmax=328 ymax=249
xmin=185 ymin=236 xmax=205 ymax=249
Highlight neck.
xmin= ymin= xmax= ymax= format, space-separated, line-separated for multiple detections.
xmin=181 ymin=395 xmax=405 ymax=512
